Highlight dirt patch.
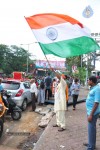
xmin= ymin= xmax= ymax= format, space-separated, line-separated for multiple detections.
xmin=17 ymin=127 xmax=44 ymax=150
xmin=0 ymin=104 xmax=45 ymax=150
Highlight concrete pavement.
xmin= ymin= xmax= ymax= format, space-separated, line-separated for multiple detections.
xmin=0 ymin=87 xmax=100 ymax=150
xmin=33 ymin=87 xmax=100 ymax=150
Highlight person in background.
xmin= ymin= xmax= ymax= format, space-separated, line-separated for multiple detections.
xmin=52 ymin=78 xmax=57 ymax=97
xmin=71 ymin=78 xmax=80 ymax=110
xmin=53 ymin=73 xmax=68 ymax=132
xmin=83 ymin=76 xmax=100 ymax=150
xmin=0 ymin=79 xmax=3 ymax=92
xmin=35 ymin=78 xmax=38 ymax=88
xmin=45 ymin=72 xmax=52 ymax=100
xmin=37 ymin=80 xmax=45 ymax=106
xmin=30 ymin=79 xmax=37 ymax=111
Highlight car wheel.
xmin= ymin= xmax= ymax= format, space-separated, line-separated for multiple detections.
xmin=0 ymin=119 xmax=3 ymax=138
xmin=21 ymin=100 xmax=27 ymax=111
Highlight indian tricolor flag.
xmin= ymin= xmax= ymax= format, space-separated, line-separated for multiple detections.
xmin=25 ymin=13 xmax=100 ymax=58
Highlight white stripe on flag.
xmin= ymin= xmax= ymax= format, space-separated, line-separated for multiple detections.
xmin=32 ymin=22 xmax=90 ymax=44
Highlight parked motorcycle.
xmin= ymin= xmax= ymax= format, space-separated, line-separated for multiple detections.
xmin=2 ymin=91 xmax=22 ymax=120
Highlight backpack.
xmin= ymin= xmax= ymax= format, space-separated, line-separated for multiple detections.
xmin=40 ymin=81 xmax=45 ymax=89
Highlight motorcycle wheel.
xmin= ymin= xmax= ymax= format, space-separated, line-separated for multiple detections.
xmin=0 ymin=119 xmax=3 ymax=138
xmin=11 ymin=111 xmax=21 ymax=120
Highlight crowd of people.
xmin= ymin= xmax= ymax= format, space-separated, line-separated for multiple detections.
xmin=0 ymin=70 xmax=100 ymax=150
xmin=30 ymin=71 xmax=81 ymax=112
xmin=30 ymin=73 xmax=100 ymax=150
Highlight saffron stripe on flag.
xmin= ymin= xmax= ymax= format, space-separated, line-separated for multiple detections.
xmin=25 ymin=13 xmax=83 ymax=29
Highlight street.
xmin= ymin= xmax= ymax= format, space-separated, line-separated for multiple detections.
xmin=0 ymin=103 xmax=44 ymax=150
xmin=0 ymin=86 xmax=89 ymax=150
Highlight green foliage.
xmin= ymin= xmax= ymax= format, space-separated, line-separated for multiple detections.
xmin=27 ymin=75 xmax=33 ymax=79
xmin=0 ymin=44 xmax=35 ymax=76
xmin=66 ymin=56 xmax=82 ymax=69
xmin=65 ymin=56 xmax=91 ymax=85
xmin=72 ymin=67 xmax=86 ymax=85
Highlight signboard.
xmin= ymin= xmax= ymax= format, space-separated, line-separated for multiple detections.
xmin=72 ymin=65 xmax=77 ymax=73
xmin=36 ymin=60 xmax=66 ymax=69
xmin=13 ymin=72 xmax=26 ymax=80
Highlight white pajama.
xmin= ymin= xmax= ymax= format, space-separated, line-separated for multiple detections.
xmin=56 ymin=110 xmax=66 ymax=128
xmin=54 ymin=77 xmax=67 ymax=129
xmin=38 ymin=89 xmax=45 ymax=104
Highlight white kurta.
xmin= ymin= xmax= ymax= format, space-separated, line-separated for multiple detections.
xmin=54 ymin=77 xmax=66 ymax=112
xmin=30 ymin=83 xmax=38 ymax=96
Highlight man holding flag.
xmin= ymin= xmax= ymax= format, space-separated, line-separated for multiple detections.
xmin=25 ymin=12 xmax=100 ymax=133
xmin=53 ymin=71 xmax=67 ymax=131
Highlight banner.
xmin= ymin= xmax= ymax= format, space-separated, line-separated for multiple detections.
xmin=36 ymin=60 xmax=66 ymax=69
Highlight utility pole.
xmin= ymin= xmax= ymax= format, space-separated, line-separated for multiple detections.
xmin=20 ymin=42 xmax=38 ymax=73
xmin=26 ymin=44 xmax=29 ymax=73
xmin=20 ymin=42 xmax=38 ymax=74
xmin=91 ymin=33 xmax=100 ymax=70
xmin=81 ymin=55 xmax=82 ymax=67
xmin=20 ymin=43 xmax=30 ymax=73
xmin=93 ymin=51 xmax=96 ymax=70
xmin=86 ymin=54 xmax=88 ymax=87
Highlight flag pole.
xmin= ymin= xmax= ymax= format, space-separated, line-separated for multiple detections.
xmin=43 ymin=54 xmax=62 ymax=79
xmin=37 ymin=43 xmax=60 ymax=77
xmin=41 ymin=50 xmax=62 ymax=80
xmin=36 ymin=42 xmax=61 ymax=75
xmin=43 ymin=54 xmax=52 ymax=70
xmin=32 ymin=41 xmax=52 ymax=70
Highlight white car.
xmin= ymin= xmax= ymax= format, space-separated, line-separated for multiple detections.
xmin=1 ymin=79 xmax=31 ymax=111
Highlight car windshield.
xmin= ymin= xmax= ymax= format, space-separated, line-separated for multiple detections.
xmin=1 ymin=81 xmax=20 ymax=90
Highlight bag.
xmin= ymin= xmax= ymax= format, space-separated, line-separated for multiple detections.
xmin=40 ymin=81 xmax=45 ymax=89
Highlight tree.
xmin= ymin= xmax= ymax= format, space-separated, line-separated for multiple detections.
xmin=72 ymin=67 xmax=86 ymax=85
xmin=0 ymin=44 xmax=35 ymax=75
xmin=66 ymin=56 xmax=86 ymax=74
xmin=65 ymin=55 xmax=93 ymax=85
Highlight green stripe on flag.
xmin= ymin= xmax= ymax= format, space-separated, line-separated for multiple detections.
xmin=39 ymin=36 xmax=100 ymax=58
